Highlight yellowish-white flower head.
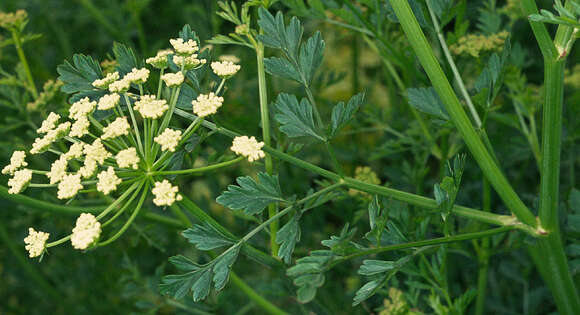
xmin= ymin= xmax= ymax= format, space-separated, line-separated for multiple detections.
xmin=154 ymin=128 xmax=182 ymax=152
xmin=192 ymin=92 xmax=224 ymax=117
xmin=173 ymin=55 xmax=206 ymax=70
xmin=124 ymin=68 xmax=150 ymax=84
xmin=69 ymin=116 xmax=90 ymax=138
xmin=170 ymin=38 xmax=199 ymax=55
xmin=108 ymin=79 xmax=131 ymax=93
xmin=84 ymin=139 xmax=111 ymax=165
xmin=161 ymin=72 xmax=184 ymax=87
xmin=8 ymin=169 xmax=32 ymax=194
xmin=96 ymin=166 xmax=121 ymax=195
xmin=116 ymin=147 xmax=140 ymax=169
xmin=146 ymin=49 xmax=172 ymax=69
xmin=57 ymin=173 xmax=83 ymax=199
xmin=71 ymin=213 xmax=101 ymax=250
xmin=101 ymin=116 xmax=130 ymax=139
xmin=63 ymin=142 xmax=85 ymax=160
xmin=30 ymin=122 xmax=71 ymax=155
xmin=46 ymin=156 xmax=68 ymax=184
xmin=69 ymin=97 xmax=96 ymax=120
xmin=78 ymin=158 xmax=98 ymax=179
xmin=211 ymin=60 xmax=241 ymax=77
xmin=231 ymin=136 xmax=265 ymax=162
xmin=97 ymin=93 xmax=120 ymax=110
xmin=37 ymin=112 xmax=60 ymax=134
xmin=2 ymin=150 xmax=28 ymax=175
xmin=92 ymin=72 xmax=120 ymax=89
xmin=134 ymin=95 xmax=169 ymax=119
xmin=24 ymin=228 xmax=50 ymax=258
xmin=152 ymin=179 xmax=183 ymax=206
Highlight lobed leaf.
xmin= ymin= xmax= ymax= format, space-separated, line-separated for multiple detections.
xmin=274 ymin=93 xmax=325 ymax=141
xmin=276 ymin=212 xmax=302 ymax=264
xmin=407 ymin=87 xmax=449 ymax=120
xmin=329 ymin=92 xmax=365 ymax=138
xmin=57 ymin=54 xmax=102 ymax=94
xmin=182 ymin=223 xmax=234 ymax=251
xmin=216 ymin=172 xmax=285 ymax=215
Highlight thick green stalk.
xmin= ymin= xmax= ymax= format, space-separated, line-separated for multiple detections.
xmin=389 ymin=0 xmax=537 ymax=227
xmin=521 ymin=0 xmax=557 ymax=59
xmin=475 ymin=178 xmax=492 ymax=315
xmin=256 ymin=44 xmax=279 ymax=256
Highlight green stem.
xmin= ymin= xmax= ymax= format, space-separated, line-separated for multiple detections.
xmin=11 ymin=31 xmax=37 ymax=98
xmin=256 ymin=44 xmax=279 ymax=256
xmin=389 ymin=0 xmax=537 ymax=227
xmin=123 ymin=93 xmax=144 ymax=156
xmin=229 ymin=273 xmax=288 ymax=315
xmin=475 ymin=178 xmax=492 ymax=315
xmin=153 ymin=157 xmax=244 ymax=176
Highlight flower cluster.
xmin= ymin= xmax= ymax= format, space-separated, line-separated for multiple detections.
xmin=211 ymin=61 xmax=241 ymax=77
xmin=230 ymin=136 xmax=265 ymax=162
xmin=450 ymin=31 xmax=509 ymax=58
xmin=71 ymin=213 xmax=101 ymax=250
xmin=24 ymin=228 xmax=50 ymax=258
xmin=192 ymin=92 xmax=224 ymax=117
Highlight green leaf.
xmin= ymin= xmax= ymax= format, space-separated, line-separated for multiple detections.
xmin=182 ymin=224 xmax=234 ymax=250
xmin=274 ymin=93 xmax=325 ymax=141
xmin=298 ymin=31 xmax=325 ymax=85
xmin=57 ymin=54 xmax=103 ymax=94
xmin=112 ymin=42 xmax=140 ymax=76
xmin=407 ymin=87 xmax=449 ymax=120
xmin=276 ymin=212 xmax=302 ymax=264
xmin=353 ymin=255 xmax=413 ymax=305
xmin=321 ymin=223 xmax=359 ymax=255
xmin=212 ymin=245 xmax=241 ymax=291
xmin=264 ymin=57 xmax=302 ymax=83
xmin=358 ymin=260 xmax=396 ymax=276
xmin=168 ymin=255 xmax=200 ymax=272
xmin=330 ymin=92 xmax=365 ymax=138
xmin=352 ymin=277 xmax=386 ymax=306
xmin=179 ymin=24 xmax=200 ymax=44
xmin=257 ymin=8 xmax=303 ymax=58
xmin=365 ymin=195 xmax=388 ymax=245
xmin=159 ymin=272 xmax=197 ymax=299
xmin=286 ymin=250 xmax=334 ymax=303
xmin=216 ymin=172 xmax=285 ymax=215
xmin=191 ymin=268 xmax=212 ymax=301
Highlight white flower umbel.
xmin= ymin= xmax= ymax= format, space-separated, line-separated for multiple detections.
xmin=37 ymin=112 xmax=60 ymax=134
xmin=211 ymin=60 xmax=241 ymax=77
xmin=2 ymin=150 xmax=28 ymax=175
xmin=170 ymin=38 xmax=199 ymax=55
xmin=134 ymin=95 xmax=169 ymax=119
xmin=71 ymin=213 xmax=101 ymax=250
xmin=146 ymin=49 xmax=172 ymax=69
xmin=192 ymin=92 xmax=224 ymax=117
xmin=96 ymin=167 xmax=121 ymax=195
xmin=46 ymin=156 xmax=68 ymax=184
xmin=124 ymin=68 xmax=150 ymax=84
xmin=101 ymin=116 xmax=130 ymax=139
xmin=92 ymin=72 xmax=120 ymax=89
xmin=161 ymin=72 xmax=184 ymax=87
xmin=24 ymin=228 xmax=50 ymax=258
xmin=116 ymin=147 xmax=140 ymax=169
xmin=69 ymin=116 xmax=90 ymax=138
xmin=84 ymin=139 xmax=111 ymax=165
xmin=57 ymin=173 xmax=83 ymax=199
xmin=108 ymin=79 xmax=130 ymax=93
xmin=154 ymin=128 xmax=182 ymax=152
xmin=152 ymin=179 xmax=182 ymax=206
xmin=173 ymin=55 xmax=206 ymax=70
xmin=78 ymin=158 xmax=97 ymax=179
xmin=69 ymin=97 xmax=96 ymax=120
xmin=8 ymin=169 xmax=32 ymax=194
xmin=231 ymin=136 xmax=265 ymax=162
xmin=63 ymin=142 xmax=84 ymax=160
xmin=97 ymin=93 xmax=120 ymax=110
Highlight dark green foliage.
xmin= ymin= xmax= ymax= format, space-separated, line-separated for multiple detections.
xmin=407 ymin=87 xmax=449 ymax=120
xmin=216 ymin=172 xmax=286 ymax=215
xmin=182 ymin=223 xmax=234 ymax=250
xmin=57 ymin=54 xmax=102 ymax=94
xmin=329 ymin=92 xmax=365 ymax=138
xmin=273 ymin=93 xmax=324 ymax=141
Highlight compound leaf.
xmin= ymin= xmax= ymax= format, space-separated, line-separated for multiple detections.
xmin=407 ymin=87 xmax=449 ymax=120
xmin=276 ymin=212 xmax=302 ymax=264
xmin=182 ymin=223 xmax=234 ymax=251
xmin=57 ymin=54 xmax=102 ymax=93
xmin=330 ymin=92 xmax=365 ymax=138
xmin=216 ymin=172 xmax=285 ymax=215
xmin=274 ymin=93 xmax=325 ymax=141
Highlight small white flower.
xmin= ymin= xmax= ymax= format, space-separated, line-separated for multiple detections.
xmin=108 ymin=79 xmax=131 ymax=93
xmin=96 ymin=167 xmax=121 ymax=195
xmin=30 ymin=135 xmax=53 ymax=155
xmin=161 ymin=72 xmax=184 ymax=87
xmin=134 ymin=95 xmax=169 ymax=119
xmin=46 ymin=156 xmax=68 ymax=184
xmin=173 ymin=55 xmax=206 ymax=69
xmin=63 ymin=142 xmax=85 ymax=160
xmin=2 ymin=150 xmax=28 ymax=175
xmin=146 ymin=49 xmax=172 ymax=69
xmin=78 ymin=158 xmax=98 ymax=179
xmin=211 ymin=60 xmax=241 ymax=77
xmin=24 ymin=228 xmax=50 ymax=258
xmin=192 ymin=92 xmax=224 ymax=117
xmin=71 ymin=213 xmax=101 ymax=250
xmin=170 ymin=38 xmax=199 ymax=55
xmin=57 ymin=173 xmax=83 ymax=199
xmin=92 ymin=72 xmax=120 ymax=89
xmin=69 ymin=116 xmax=90 ymax=138
xmin=116 ymin=147 xmax=140 ymax=169
xmin=231 ymin=136 xmax=265 ymax=162
xmin=37 ymin=112 xmax=60 ymax=134
xmin=124 ymin=68 xmax=150 ymax=84
xmin=101 ymin=116 xmax=130 ymax=139
xmin=8 ymin=169 xmax=32 ymax=194
xmin=154 ymin=128 xmax=182 ymax=152
xmin=84 ymin=139 xmax=111 ymax=165
xmin=69 ymin=97 xmax=96 ymax=120
xmin=97 ymin=93 xmax=120 ymax=110
xmin=152 ymin=179 xmax=182 ymax=206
